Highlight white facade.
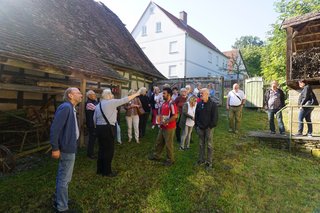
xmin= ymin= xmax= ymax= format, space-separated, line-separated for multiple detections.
xmin=132 ymin=2 xmax=228 ymax=79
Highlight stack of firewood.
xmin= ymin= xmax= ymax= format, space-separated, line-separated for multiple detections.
xmin=292 ymin=47 xmax=320 ymax=79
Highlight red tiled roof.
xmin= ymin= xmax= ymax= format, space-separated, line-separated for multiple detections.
xmin=223 ymin=49 xmax=239 ymax=72
xmin=0 ymin=0 xmax=165 ymax=80
xmin=155 ymin=3 xmax=225 ymax=56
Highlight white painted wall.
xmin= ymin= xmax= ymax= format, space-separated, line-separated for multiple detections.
xmin=185 ymin=36 xmax=228 ymax=78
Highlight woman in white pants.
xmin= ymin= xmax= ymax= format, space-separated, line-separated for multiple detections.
xmin=124 ymin=89 xmax=142 ymax=143
xmin=179 ymin=96 xmax=197 ymax=150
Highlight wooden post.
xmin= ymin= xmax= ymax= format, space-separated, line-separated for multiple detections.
xmin=286 ymin=27 xmax=293 ymax=84
xmin=79 ymin=79 xmax=86 ymax=148
xmin=289 ymin=106 xmax=293 ymax=152
xmin=17 ymin=68 xmax=25 ymax=109
xmin=220 ymin=76 xmax=224 ymax=106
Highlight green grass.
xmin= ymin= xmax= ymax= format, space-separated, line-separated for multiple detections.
xmin=1 ymin=107 xmax=320 ymax=212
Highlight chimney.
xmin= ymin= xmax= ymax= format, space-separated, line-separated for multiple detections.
xmin=179 ymin=11 xmax=187 ymax=25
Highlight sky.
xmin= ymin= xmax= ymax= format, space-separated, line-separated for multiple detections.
xmin=101 ymin=0 xmax=280 ymax=52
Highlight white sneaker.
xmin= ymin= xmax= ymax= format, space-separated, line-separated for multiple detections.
xmin=151 ymin=125 xmax=155 ymax=129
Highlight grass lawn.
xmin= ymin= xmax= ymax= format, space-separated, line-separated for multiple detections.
xmin=0 ymin=107 xmax=320 ymax=212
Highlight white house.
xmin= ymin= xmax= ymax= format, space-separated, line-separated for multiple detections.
xmin=131 ymin=2 xmax=229 ymax=79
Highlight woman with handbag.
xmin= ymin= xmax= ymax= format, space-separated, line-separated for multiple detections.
xmin=124 ymin=89 xmax=142 ymax=143
xmin=93 ymin=88 xmax=141 ymax=177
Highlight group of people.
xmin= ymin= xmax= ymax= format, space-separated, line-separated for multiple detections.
xmin=49 ymin=84 xmax=219 ymax=212
xmin=264 ymin=79 xmax=318 ymax=137
xmin=49 ymin=79 xmax=317 ymax=212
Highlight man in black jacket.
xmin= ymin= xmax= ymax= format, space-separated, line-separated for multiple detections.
xmin=264 ymin=80 xmax=286 ymax=134
xmin=195 ymin=88 xmax=218 ymax=170
xmin=295 ymin=80 xmax=318 ymax=137
xmin=85 ymin=90 xmax=98 ymax=159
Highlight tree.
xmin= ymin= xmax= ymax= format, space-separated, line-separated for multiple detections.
xmin=232 ymin=36 xmax=264 ymax=77
xmin=232 ymin=36 xmax=264 ymax=49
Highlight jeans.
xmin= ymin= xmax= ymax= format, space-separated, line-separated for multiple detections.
xmin=55 ymin=152 xmax=75 ymax=212
xmin=116 ymin=123 xmax=122 ymax=143
xmin=267 ymin=109 xmax=285 ymax=133
xmin=197 ymin=128 xmax=213 ymax=165
xmin=298 ymin=108 xmax=313 ymax=134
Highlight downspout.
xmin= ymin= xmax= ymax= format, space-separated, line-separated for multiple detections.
xmin=184 ymin=32 xmax=188 ymax=87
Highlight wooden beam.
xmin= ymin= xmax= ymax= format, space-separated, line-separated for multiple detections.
xmin=0 ymin=56 xmax=126 ymax=84
xmin=79 ymin=79 xmax=86 ymax=148
xmin=296 ymin=39 xmax=320 ymax=46
xmin=0 ymin=64 xmax=4 ymax=78
xmin=286 ymin=27 xmax=293 ymax=84
xmin=37 ymin=81 xmax=78 ymax=88
xmin=0 ymin=56 xmax=69 ymax=76
xmin=0 ymin=83 xmax=65 ymax=94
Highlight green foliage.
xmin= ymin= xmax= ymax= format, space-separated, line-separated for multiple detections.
xmin=241 ymin=46 xmax=263 ymax=76
xmin=232 ymin=35 xmax=264 ymax=49
xmin=232 ymin=36 xmax=264 ymax=77
xmin=1 ymin=109 xmax=320 ymax=212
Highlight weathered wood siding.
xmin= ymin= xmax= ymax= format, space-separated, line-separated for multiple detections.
xmin=244 ymin=77 xmax=264 ymax=108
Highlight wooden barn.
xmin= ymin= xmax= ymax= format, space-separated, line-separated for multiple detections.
xmin=282 ymin=12 xmax=320 ymax=135
xmin=0 ymin=0 xmax=165 ymax=149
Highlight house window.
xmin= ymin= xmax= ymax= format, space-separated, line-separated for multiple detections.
xmin=142 ymin=25 xmax=147 ymax=36
xmin=156 ymin=22 xmax=162 ymax=33
xmin=169 ymin=41 xmax=178 ymax=54
xmin=169 ymin=65 xmax=178 ymax=78
xmin=216 ymin=56 xmax=219 ymax=66
xmin=208 ymin=51 xmax=212 ymax=63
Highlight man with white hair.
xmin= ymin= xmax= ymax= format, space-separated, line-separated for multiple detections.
xmin=195 ymin=88 xmax=218 ymax=170
xmin=226 ymin=83 xmax=246 ymax=134
xmin=50 ymin=87 xmax=83 ymax=212
xmin=85 ymin=90 xmax=98 ymax=159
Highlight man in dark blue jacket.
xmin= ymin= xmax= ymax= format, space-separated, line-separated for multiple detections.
xmin=195 ymin=88 xmax=218 ymax=170
xmin=50 ymin=87 xmax=82 ymax=212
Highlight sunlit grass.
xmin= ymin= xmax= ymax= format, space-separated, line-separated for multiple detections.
xmin=0 ymin=107 xmax=320 ymax=212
